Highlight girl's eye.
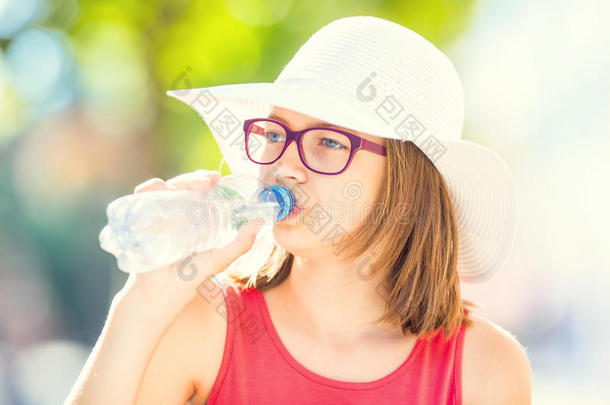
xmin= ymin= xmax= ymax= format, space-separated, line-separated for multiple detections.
xmin=321 ymin=138 xmax=348 ymax=150
xmin=265 ymin=132 xmax=285 ymax=142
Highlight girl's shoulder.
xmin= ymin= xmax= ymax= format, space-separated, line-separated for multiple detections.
xmin=160 ymin=272 xmax=239 ymax=404
xmin=134 ymin=272 xmax=230 ymax=404
xmin=461 ymin=313 xmax=532 ymax=405
xmin=187 ymin=271 xmax=259 ymax=403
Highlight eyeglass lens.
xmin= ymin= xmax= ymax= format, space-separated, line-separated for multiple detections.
xmin=246 ymin=120 xmax=351 ymax=174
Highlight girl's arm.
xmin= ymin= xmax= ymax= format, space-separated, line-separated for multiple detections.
xmin=64 ymin=169 xmax=264 ymax=404
xmin=64 ymin=290 xmax=198 ymax=405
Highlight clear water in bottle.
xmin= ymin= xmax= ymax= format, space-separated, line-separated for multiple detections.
xmin=98 ymin=174 xmax=295 ymax=274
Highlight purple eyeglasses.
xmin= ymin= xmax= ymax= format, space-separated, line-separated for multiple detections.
xmin=243 ymin=118 xmax=386 ymax=175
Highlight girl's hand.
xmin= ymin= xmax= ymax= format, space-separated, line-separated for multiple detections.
xmin=113 ymin=169 xmax=265 ymax=316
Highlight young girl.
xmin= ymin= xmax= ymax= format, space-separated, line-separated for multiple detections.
xmin=66 ymin=16 xmax=531 ymax=405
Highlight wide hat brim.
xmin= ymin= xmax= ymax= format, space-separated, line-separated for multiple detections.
xmin=166 ymin=82 xmax=518 ymax=283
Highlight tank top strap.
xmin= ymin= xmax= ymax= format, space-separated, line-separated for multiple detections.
xmin=416 ymin=310 xmax=469 ymax=404
xmin=205 ymin=274 xmax=268 ymax=404
xmin=454 ymin=315 xmax=467 ymax=405
xmin=208 ymin=272 xmax=266 ymax=345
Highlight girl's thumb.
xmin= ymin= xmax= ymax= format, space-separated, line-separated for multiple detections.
xmin=205 ymin=217 xmax=267 ymax=274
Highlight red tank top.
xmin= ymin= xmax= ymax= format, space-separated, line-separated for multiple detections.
xmin=205 ymin=278 xmax=467 ymax=404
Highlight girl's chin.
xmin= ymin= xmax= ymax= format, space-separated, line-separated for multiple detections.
xmin=271 ymin=223 xmax=309 ymax=245
xmin=272 ymin=235 xmax=314 ymax=257
xmin=274 ymin=219 xmax=303 ymax=227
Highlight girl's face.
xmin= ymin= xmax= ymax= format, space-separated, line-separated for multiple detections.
xmin=258 ymin=106 xmax=387 ymax=257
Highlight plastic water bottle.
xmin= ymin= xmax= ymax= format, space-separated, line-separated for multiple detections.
xmin=98 ymin=174 xmax=295 ymax=274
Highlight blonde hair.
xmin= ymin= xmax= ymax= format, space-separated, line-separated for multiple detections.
xmin=224 ymin=138 xmax=480 ymax=339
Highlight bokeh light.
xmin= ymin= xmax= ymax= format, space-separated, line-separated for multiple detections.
xmin=223 ymin=0 xmax=293 ymax=26
xmin=6 ymin=27 xmax=76 ymax=115
xmin=0 ymin=0 xmax=45 ymax=38
xmin=75 ymin=21 xmax=154 ymax=136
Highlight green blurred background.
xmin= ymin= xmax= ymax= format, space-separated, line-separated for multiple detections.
xmin=1 ymin=0 xmax=609 ymax=403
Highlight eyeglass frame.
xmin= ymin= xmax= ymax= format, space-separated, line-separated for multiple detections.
xmin=243 ymin=118 xmax=387 ymax=175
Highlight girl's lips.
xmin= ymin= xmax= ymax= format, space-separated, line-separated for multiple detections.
xmin=279 ymin=205 xmax=304 ymax=222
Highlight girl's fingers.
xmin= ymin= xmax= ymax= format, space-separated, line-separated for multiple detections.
xmin=166 ymin=169 xmax=220 ymax=184
xmin=134 ymin=170 xmax=221 ymax=194
xmin=167 ymin=179 xmax=213 ymax=191
xmin=166 ymin=170 xmax=220 ymax=191
xmin=134 ymin=178 xmax=168 ymax=193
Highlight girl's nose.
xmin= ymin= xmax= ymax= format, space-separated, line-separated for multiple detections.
xmin=275 ymin=139 xmax=307 ymax=182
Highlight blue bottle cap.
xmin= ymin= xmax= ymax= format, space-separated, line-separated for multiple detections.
xmin=258 ymin=185 xmax=295 ymax=221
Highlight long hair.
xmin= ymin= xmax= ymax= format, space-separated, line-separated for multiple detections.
xmin=223 ymin=138 xmax=480 ymax=339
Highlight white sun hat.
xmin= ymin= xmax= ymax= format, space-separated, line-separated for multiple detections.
xmin=165 ymin=15 xmax=518 ymax=283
